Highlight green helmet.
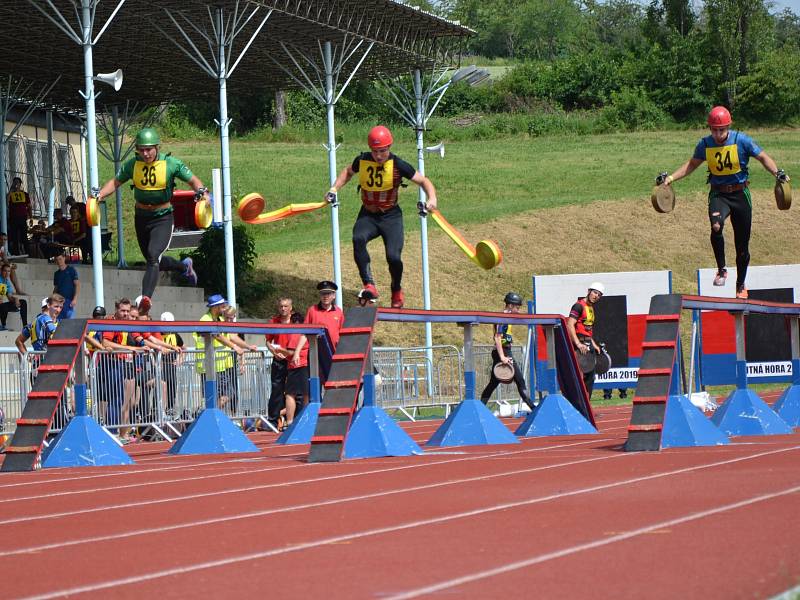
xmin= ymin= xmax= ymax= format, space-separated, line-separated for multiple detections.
xmin=135 ymin=127 xmax=160 ymax=147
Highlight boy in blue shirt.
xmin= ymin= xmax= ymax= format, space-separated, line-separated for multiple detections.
xmin=659 ymin=106 xmax=788 ymax=298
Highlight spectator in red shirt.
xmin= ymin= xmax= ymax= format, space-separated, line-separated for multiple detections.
xmin=305 ymin=280 xmax=344 ymax=352
xmin=265 ymin=296 xmax=295 ymax=429
xmin=281 ymin=312 xmax=310 ymax=430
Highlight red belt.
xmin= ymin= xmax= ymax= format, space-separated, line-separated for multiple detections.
xmin=711 ymin=182 xmax=748 ymax=193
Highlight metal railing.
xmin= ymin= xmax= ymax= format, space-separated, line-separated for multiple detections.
xmin=1 ymin=341 xmax=530 ymax=439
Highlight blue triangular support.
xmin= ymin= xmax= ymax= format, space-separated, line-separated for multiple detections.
xmin=168 ymin=408 xmax=258 ymax=454
xmin=275 ymin=402 xmax=320 ymax=445
xmin=773 ymin=385 xmax=800 ymax=428
xmin=343 ymin=405 xmax=423 ymax=458
xmin=661 ymin=395 xmax=729 ymax=448
xmin=41 ymin=416 xmax=135 ymax=468
xmin=710 ymin=388 xmax=793 ymax=436
xmin=514 ymin=393 xmax=597 ymax=437
xmin=426 ymin=399 xmax=519 ymax=447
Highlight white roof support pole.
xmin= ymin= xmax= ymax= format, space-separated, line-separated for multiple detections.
xmin=110 ymin=105 xmax=126 ymax=267
xmin=413 ymin=68 xmax=434 ymax=388
xmin=216 ymin=6 xmax=237 ymax=308
xmin=80 ymin=0 xmax=105 ymax=308
xmin=272 ymin=35 xmax=374 ymax=308
xmin=323 ymin=40 xmax=343 ymax=308
xmin=156 ymin=0 xmax=272 ymax=308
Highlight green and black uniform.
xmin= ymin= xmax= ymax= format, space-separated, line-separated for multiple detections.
xmin=116 ymin=152 xmax=193 ymax=297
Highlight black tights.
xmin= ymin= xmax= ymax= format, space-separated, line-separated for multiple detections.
xmin=0 ymin=299 xmax=27 ymax=328
xmin=135 ymin=211 xmax=184 ymax=298
xmin=352 ymin=206 xmax=404 ymax=292
xmin=708 ymin=189 xmax=752 ymax=287
xmin=480 ymin=348 xmax=533 ymax=409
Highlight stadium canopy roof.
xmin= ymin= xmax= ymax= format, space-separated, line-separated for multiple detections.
xmin=0 ymin=0 xmax=474 ymax=115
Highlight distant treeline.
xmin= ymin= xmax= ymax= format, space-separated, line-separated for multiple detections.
xmin=161 ymin=0 xmax=800 ymax=138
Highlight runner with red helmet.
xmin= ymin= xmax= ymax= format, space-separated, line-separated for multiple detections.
xmin=324 ymin=125 xmax=438 ymax=308
xmin=657 ymin=106 xmax=789 ymax=298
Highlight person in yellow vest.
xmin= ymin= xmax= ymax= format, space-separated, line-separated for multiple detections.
xmin=325 ymin=125 xmax=438 ymax=308
xmin=94 ymin=128 xmax=204 ymax=315
xmin=194 ymin=294 xmax=244 ymax=412
xmin=6 ymin=177 xmax=31 ymax=255
xmin=159 ymin=311 xmax=186 ymax=420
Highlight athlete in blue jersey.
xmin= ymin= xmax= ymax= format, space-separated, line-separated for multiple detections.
xmin=659 ymin=106 xmax=788 ymax=298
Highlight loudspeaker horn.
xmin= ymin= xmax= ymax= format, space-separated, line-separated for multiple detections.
xmin=425 ymin=142 xmax=445 ymax=158
xmin=94 ymin=69 xmax=123 ymax=92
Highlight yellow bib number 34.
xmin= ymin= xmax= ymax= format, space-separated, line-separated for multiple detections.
xmin=705 ymin=144 xmax=741 ymax=177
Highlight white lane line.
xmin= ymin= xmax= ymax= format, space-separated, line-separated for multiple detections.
xmin=0 ymin=439 xmax=611 ymax=524
xmin=0 ymin=438 xmax=607 ymax=505
xmin=0 ymin=455 xmax=277 ymax=489
xmin=387 ymin=484 xmax=800 ymax=599
xmin=16 ymin=444 xmax=800 ymax=600
xmin=0 ymin=454 xmax=622 ymax=557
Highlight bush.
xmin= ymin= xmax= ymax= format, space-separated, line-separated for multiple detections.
xmin=184 ymin=224 xmax=272 ymax=305
xmin=598 ymin=87 xmax=672 ymax=130
xmin=735 ymin=50 xmax=800 ymax=122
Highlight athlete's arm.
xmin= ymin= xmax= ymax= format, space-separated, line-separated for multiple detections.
xmin=188 ymin=175 xmax=211 ymax=200
xmin=410 ymin=172 xmax=437 ymax=211
xmin=96 ymin=179 xmax=123 ymax=201
xmin=566 ymin=317 xmax=588 ymax=354
xmin=754 ymin=151 xmax=780 ymax=177
xmin=666 ymin=157 xmax=704 ymax=185
xmin=327 ymin=166 xmax=356 ymax=200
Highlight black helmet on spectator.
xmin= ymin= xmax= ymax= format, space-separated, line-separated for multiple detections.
xmin=504 ymin=292 xmax=523 ymax=306
xmin=92 ymin=306 xmax=107 ymax=318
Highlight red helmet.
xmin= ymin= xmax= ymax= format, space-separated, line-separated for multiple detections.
xmin=368 ymin=125 xmax=393 ymax=149
xmin=707 ymin=106 xmax=732 ymax=127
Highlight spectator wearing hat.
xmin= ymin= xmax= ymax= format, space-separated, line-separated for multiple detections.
xmin=53 ymin=253 xmax=80 ymax=319
xmin=305 ymin=280 xmax=344 ymax=352
xmin=85 ymin=305 xmax=110 ymax=423
xmin=480 ymin=292 xmax=534 ymax=411
xmin=15 ymin=297 xmax=52 ymax=354
xmin=194 ymin=294 xmax=244 ymax=412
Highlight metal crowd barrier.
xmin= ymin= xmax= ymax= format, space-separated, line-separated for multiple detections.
xmin=371 ymin=343 xmax=528 ymax=419
xmin=1 ymin=340 xmax=532 ymax=438
xmin=87 ymin=348 xmax=272 ymax=440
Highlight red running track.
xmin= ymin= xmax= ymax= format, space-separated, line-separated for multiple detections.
xmin=0 ymin=404 xmax=798 ymax=599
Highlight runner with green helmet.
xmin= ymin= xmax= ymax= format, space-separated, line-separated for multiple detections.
xmin=94 ymin=127 xmax=208 ymax=315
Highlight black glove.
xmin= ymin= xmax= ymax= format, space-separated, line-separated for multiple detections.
xmin=325 ymin=189 xmax=338 ymax=207
xmin=776 ymin=169 xmax=789 ymax=183
xmin=417 ymin=200 xmax=428 ymax=217
xmin=194 ymin=186 xmax=208 ymax=200
xmin=655 ymin=172 xmax=669 ymax=185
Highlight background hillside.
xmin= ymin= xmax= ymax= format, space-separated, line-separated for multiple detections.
xmin=99 ymin=128 xmax=800 ymax=347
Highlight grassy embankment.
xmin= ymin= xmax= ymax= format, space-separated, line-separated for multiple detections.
xmin=99 ymin=128 xmax=800 ymax=372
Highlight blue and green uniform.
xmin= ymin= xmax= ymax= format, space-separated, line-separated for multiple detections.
xmin=693 ymin=131 xmax=762 ymax=288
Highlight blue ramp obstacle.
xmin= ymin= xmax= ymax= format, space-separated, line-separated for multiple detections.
xmin=625 ymin=295 xmax=730 ymax=451
xmin=516 ymin=320 xmax=596 ymax=437
xmin=625 ymin=293 xmax=800 ymax=451
xmin=1 ymin=319 xmax=134 ymax=472
xmin=378 ymin=309 xmax=596 ymax=448
xmin=773 ymin=343 xmax=800 ymax=428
